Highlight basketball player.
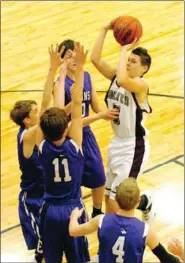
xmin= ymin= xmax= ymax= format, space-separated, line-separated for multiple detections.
xmin=54 ymin=52 xmax=119 ymax=125
xmin=69 ymin=178 xmax=181 ymax=263
xmin=53 ymin=39 xmax=106 ymax=218
xmin=10 ymin=44 xmax=67 ymax=263
xmin=36 ymin=42 xmax=90 ymax=263
xmin=90 ymin=20 xmax=153 ymax=220
xmin=168 ymin=238 xmax=184 ymax=262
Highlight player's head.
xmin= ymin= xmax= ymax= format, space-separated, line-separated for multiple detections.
xmin=115 ymin=178 xmax=140 ymax=211
xmin=40 ymin=107 xmax=68 ymax=142
xmin=10 ymin=100 xmax=39 ymax=128
xmin=58 ymin=39 xmax=76 ymax=73
xmin=127 ymin=47 xmax=151 ymax=78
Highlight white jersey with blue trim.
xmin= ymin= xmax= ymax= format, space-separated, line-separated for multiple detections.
xmin=105 ymin=77 xmax=152 ymax=138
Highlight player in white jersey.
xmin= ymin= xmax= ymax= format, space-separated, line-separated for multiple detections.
xmin=90 ymin=19 xmax=153 ymax=220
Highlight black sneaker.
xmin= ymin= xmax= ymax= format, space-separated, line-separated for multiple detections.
xmin=91 ymin=211 xmax=104 ymax=218
xmin=35 ymin=253 xmax=44 ymax=263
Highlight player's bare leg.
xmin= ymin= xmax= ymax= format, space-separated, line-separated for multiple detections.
xmin=92 ymin=185 xmax=105 ymax=217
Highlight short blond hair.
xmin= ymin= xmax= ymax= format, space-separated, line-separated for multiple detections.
xmin=115 ymin=178 xmax=140 ymax=211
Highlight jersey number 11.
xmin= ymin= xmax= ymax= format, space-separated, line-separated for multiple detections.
xmin=52 ymin=158 xmax=72 ymax=182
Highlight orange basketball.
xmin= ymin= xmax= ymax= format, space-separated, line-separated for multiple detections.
xmin=112 ymin=16 xmax=143 ymax=46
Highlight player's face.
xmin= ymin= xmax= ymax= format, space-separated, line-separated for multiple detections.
xmin=65 ymin=49 xmax=76 ymax=73
xmin=127 ymin=54 xmax=145 ymax=78
xmin=28 ymin=104 xmax=39 ymax=126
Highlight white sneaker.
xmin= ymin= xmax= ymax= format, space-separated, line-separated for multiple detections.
xmin=142 ymin=193 xmax=156 ymax=223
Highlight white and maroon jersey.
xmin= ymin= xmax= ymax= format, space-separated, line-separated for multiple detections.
xmin=105 ymin=76 xmax=152 ymax=138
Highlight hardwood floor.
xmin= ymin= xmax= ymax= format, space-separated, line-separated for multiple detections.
xmin=1 ymin=1 xmax=184 ymax=262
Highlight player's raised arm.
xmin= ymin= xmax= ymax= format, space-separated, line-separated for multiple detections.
xmin=67 ymin=42 xmax=87 ymax=148
xmin=40 ymin=44 xmax=65 ymax=115
xmin=20 ymin=45 xmax=65 ymax=157
xmin=90 ymin=20 xmax=117 ymax=80
xmin=36 ymin=44 xmax=65 ymax=147
xmin=116 ymin=40 xmax=148 ymax=94
xmin=53 ymin=49 xmax=73 ymax=109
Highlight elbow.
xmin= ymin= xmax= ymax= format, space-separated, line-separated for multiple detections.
xmin=91 ymin=104 xmax=99 ymax=113
xmin=116 ymin=71 xmax=131 ymax=88
xmin=69 ymin=228 xmax=78 ymax=237
xmin=54 ymin=102 xmax=64 ymax=109
xmin=90 ymin=55 xmax=98 ymax=66
xmin=116 ymin=77 xmax=127 ymax=87
xmin=90 ymin=57 xmax=96 ymax=65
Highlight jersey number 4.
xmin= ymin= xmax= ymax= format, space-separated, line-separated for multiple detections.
xmin=112 ymin=236 xmax=125 ymax=262
xmin=52 ymin=158 xmax=72 ymax=182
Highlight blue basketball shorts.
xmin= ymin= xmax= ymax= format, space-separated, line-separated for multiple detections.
xmin=19 ymin=190 xmax=43 ymax=252
xmin=82 ymin=129 xmax=106 ymax=189
xmin=40 ymin=199 xmax=90 ymax=263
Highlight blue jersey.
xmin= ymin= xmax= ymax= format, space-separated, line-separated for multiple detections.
xmin=39 ymin=138 xmax=84 ymax=201
xmin=63 ymin=71 xmax=92 ymax=131
xmin=98 ymin=214 xmax=148 ymax=263
xmin=17 ymin=128 xmax=44 ymax=194
xmin=55 ymin=71 xmax=106 ymax=190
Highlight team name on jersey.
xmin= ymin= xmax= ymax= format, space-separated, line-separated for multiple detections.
xmin=83 ymin=91 xmax=91 ymax=101
xmin=107 ymin=90 xmax=129 ymax=106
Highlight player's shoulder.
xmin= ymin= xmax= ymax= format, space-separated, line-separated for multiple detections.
xmin=133 ymin=77 xmax=149 ymax=94
xmin=18 ymin=128 xmax=27 ymax=143
xmin=38 ymin=139 xmax=46 ymax=154
xmin=42 ymin=137 xmax=81 ymax=155
xmin=134 ymin=76 xmax=147 ymax=84
xmin=84 ymin=71 xmax=92 ymax=79
xmin=66 ymin=138 xmax=82 ymax=154
xmin=84 ymin=70 xmax=90 ymax=75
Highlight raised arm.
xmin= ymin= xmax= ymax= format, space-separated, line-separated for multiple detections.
xmin=116 ymin=41 xmax=147 ymax=94
xmin=53 ymin=50 xmax=73 ymax=109
xmin=40 ymin=44 xmax=65 ymax=115
xmin=53 ymin=67 xmax=66 ymax=109
xmin=23 ymin=44 xmax=65 ymax=157
xmin=36 ymin=44 xmax=65 ymax=147
xmin=90 ymin=21 xmax=116 ymax=80
xmin=67 ymin=42 xmax=87 ymax=147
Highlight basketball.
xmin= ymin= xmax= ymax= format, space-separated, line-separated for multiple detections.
xmin=112 ymin=16 xmax=143 ymax=46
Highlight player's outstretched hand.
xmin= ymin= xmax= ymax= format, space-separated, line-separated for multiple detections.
xmin=74 ymin=42 xmax=88 ymax=66
xmin=49 ymin=44 xmax=66 ymax=71
xmin=99 ymin=109 xmax=120 ymax=121
xmin=124 ymin=38 xmax=140 ymax=50
xmin=103 ymin=16 xmax=120 ymax=31
xmin=168 ymin=238 xmax=184 ymax=261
